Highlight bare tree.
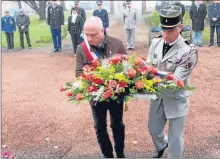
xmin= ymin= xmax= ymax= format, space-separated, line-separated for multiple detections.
xmin=23 ymin=0 xmax=50 ymax=20
xmin=110 ymin=0 xmax=114 ymax=15
xmin=142 ymin=1 xmax=146 ymax=15
xmin=17 ymin=1 xmax=22 ymax=9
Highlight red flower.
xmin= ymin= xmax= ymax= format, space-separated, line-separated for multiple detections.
xmin=76 ymin=93 xmax=84 ymax=101
xmin=60 ymin=86 xmax=66 ymax=92
xmin=2 ymin=152 xmax=13 ymax=158
xmin=92 ymin=59 xmax=100 ymax=68
xmin=136 ymin=81 xmax=144 ymax=90
xmin=140 ymin=65 xmax=150 ymax=75
xmin=134 ymin=57 xmax=143 ymax=67
xmin=128 ymin=68 xmax=136 ymax=78
xmin=122 ymin=54 xmax=128 ymax=60
xmin=141 ymin=56 xmax=146 ymax=61
xmin=109 ymin=80 xmax=117 ymax=88
xmin=153 ymin=76 xmax=162 ymax=84
xmin=177 ymin=80 xmax=184 ymax=88
xmin=149 ymin=67 xmax=158 ymax=75
xmin=81 ymin=73 xmax=94 ymax=81
xmin=118 ymin=81 xmax=128 ymax=88
xmin=92 ymin=78 xmax=104 ymax=85
xmin=166 ymin=73 xmax=174 ymax=80
xmin=103 ymin=89 xmax=112 ymax=99
xmin=83 ymin=65 xmax=92 ymax=73
xmin=67 ymin=91 xmax=73 ymax=97
xmin=110 ymin=54 xmax=123 ymax=65
xmin=87 ymin=86 xmax=98 ymax=93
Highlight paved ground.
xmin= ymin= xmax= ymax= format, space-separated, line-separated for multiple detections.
xmin=2 ymin=18 xmax=220 ymax=158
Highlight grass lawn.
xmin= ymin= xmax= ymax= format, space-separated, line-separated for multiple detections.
xmin=1 ymin=11 xmax=92 ymax=48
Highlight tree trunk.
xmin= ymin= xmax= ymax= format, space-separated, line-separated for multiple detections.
xmin=17 ymin=1 xmax=22 ymax=9
xmin=142 ymin=1 xmax=146 ymax=15
xmin=110 ymin=1 xmax=114 ymax=15
xmin=38 ymin=1 xmax=47 ymax=20
xmin=60 ymin=1 xmax=66 ymax=11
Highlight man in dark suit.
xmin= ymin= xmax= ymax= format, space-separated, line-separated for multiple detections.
xmin=47 ymin=0 xmax=64 ymax=52
xmin=1 ymin=10 xmax=16 ymax=50
xmin=93 ymin=1 xmax=109 ymax=32
xmin=76 ymin=16 xmax=127 ymax=158
xmin=16 ymin=8 xmax=32 ymax=49
xmin=190 ymin=0 xmax=207 ymax=47
xmin=208 ymin=0 xmax=220 ymax=47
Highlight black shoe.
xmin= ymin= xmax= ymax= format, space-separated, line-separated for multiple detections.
xmin=208 ymin=44 xmax=213 ymax=47
xmin=116 ymin=152 xmax=125 ymax=158
xmin=153 ymin=143 xmax=168 ymax=158
xmin=20 ymin=47 xmax=24 ymax=50
xmin=28 ymin=45 xmax=32 ymax=49
xmin=103 ymin=153 xmax=114 ymax=158
xmin=130 ymin=48 xmax=135 ymax=50
xmin=53 ymin=49 xmax=58 ymax=52
xmin=58 ymin=48 xmax=61 ymax=52
xmin=198 ymin=44 xmax=203 ymax=47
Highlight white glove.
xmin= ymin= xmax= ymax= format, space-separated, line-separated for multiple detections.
xmin=61 ymin=25 xmax=64 ymax=28
xmin=106 ymin=28 xmax=109 ymax=32
xmin=213 ymin=18 xmax=217 ymax=22
xmin=80 ymin=32 xmax=84 ymax=38
xmin=21 ymin=26 xmax=25 ymax=30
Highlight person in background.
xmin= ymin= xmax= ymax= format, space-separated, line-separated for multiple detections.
xmin=68 ymin=7 xmax=84 ymax=56
xmin=93 ymin=1 xmax=109 ymax=32
xmin=123 ymin=0 xmax=137 ymax=50
xmin=16 ymin=8 xmax=32 ymax=49
xmin=71 ymin=1 xmax=86 ymax=24
xmin=1 ymin=10 xmax=16 ymax=50
xmin=190 ymin=0 xmax=207 ymax=47
xmin=47 ymin=0 xmax=64 ymax=52
xmin=208 ymin=0 xmax=220 ymax=47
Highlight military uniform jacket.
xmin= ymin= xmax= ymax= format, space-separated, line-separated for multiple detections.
xmin=16 ymin=14 xmax=30 ymax=33
xmin=47 ymin=5 xmax=64 ymax=29
xmin=93 ymin=9 xmax=109 ymax=29
xmin=147 ymin=36 xmax=198 ymax=119
xmin=123 ymin=8 xmax=137 ymax=29
xmin=75 ymin=35 xmax=127 ymax=77
xmin=77 ymin=7 xmax=86 ymax=23
xmin=68 ymin=15 xmax=83 ymax=35
xmin=1 ymin=16 xmax=16 ymax=33
xmin=208 ymin=3 xmax=220 ymax=26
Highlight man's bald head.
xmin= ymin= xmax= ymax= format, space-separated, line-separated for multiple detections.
xmin=83 ymin=16 xmax=105 ymax=46
xmin=84 ymin=16 xmax=103 ymax=31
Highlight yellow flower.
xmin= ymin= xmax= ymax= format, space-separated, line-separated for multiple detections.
xmin=109 ymin=75 xmax=114 ymax=79
xmin=115 ymin=73 xmax=127 ymax=81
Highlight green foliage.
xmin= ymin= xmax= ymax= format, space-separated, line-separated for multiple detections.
xmin=148 ymin=11 xmax=160 ymax=28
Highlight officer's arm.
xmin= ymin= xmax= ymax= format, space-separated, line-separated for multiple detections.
xmin=83 ymin=9 xmax=86 ymax=21
xmin=118 ymin=40 xmax=127 ymax=55
xmin=75 ymin=45 xmax=85 ymax=78
xmin=174 ymin=47 xmax=198 ymax=81
xmin=79 ymin=16 xmax=84 ymax=33
xmin=203 ymin=4 xmax=207 ymax=19
xmin=67 ymin=16 xmax=71 ymax=32
xmin=208 ymin=5 xmax=212 ymax=19
xmin=106 ymin=10 xmax=109 ymax=28
xmin=1 ymin=18 xmax=4 ymax=31
xmin=47 ymin=7 xmax=50 ymax=25
xmin=217 ymin=4 xmax=220 ymax=20
xmin=60 ymin=6 xmax=64 ymax=25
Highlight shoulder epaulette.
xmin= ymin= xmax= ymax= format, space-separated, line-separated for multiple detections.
xmin=154 ymin=35 xmax=162 ymax=38
xmin=184 ymin=40 xmax=191 ymax=45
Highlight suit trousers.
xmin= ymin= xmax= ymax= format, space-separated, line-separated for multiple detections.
xmin=19 ymin=31 xmax=31 ymax=48
xmin=148 ymin=101 xmax=186 ymax=158
xmin=5 ymin=32 xmax=14 ymax=49
xmin=125 ymin=28 xmax=135 ymax=49
xmin=90 ymin=100 xmax=125 ymax=158
xmin=192 ymin=31 xmax=202 ymax=45
xmin=51 ymin=28 xmax=62 ymax=50
xmin=70 ymin=33 xmax=80 ymax=54
xmin=210 ymin=25 xmax=220 ymax=46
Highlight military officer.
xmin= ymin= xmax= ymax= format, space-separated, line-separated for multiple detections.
xmin=123 ymin=0 xmax=137 ymax=50
xmin=93 ymin=1 xmax=109 ymax=32
xmin=147 ymin=5 xmax=198 ymax=158
xmin=70 ymin=1 xmax=86 ymax=24
xmin=47 ymin=0 xmax=64 ymax=52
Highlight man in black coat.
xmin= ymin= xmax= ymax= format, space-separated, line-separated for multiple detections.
xmin=47 ymin=0 xmax=64 ymax=52
xmin=71 ymin=1 xmax=86 ymax=24
xmin=190 ymin=0 xmax=207 ymax=47
xmin=208 ymin=0 xmax=220 ymax=47
xmin=16 ymin=8 xmax=32 ymax=49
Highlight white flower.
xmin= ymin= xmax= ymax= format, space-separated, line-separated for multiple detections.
xmin=72 ymin=82 xmax=82 ymax=89
xmin=92 ymin=86 xmax=105 ymax=101
xmin=101 ymin=59 xmax=110 ymax=69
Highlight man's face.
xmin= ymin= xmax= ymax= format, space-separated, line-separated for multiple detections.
xmin=127 ymin=3 xmax=131 ymax=8
xmin=162 ymin=24 xmax=183 ymax=44
xmin=20 ymin=10 xmax=24 ymax=15
xmin=84 ymin=25 xmax=104 ymax=46
xmin=51 ymin=0 xmax=57 ymax=5
xmin=98 ymin=4 xmax=102 ymax=9
xmin=5 ymin=12 xmax=10 ymax=16
xmin=75 ymin=4 xmax=79 ymax=8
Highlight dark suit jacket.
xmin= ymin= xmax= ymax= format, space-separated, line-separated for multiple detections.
xmin=47 ymin=5 xmax=64 ymax=29
xmin=208 ymin=3 xmax=220 ymax=26
xmin=93 ymin=9 xmax=109 ymax=29
xmin=190 ymin=3 xmax=207 ymax=31
xmin=16 ymin=14 xmax=30 ymax=33
xmin=75 ymin=35 xmax=127 ymax=77
xmin=68 ymin=15 xmax=83 ymax=35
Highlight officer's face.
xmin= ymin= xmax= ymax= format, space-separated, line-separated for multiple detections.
xmin=51 ymin=1 xmax=57 ymax=5
xmin=127 ymin=3 xmax=131 ymax=8
xmin=84 ymin=25 xmax=104 ymax=46
xmin=97 ymin=4 xmax=102 ymax=9
xmin=72 ymin=10 xmax=77 ymax=14
xmin=162 ymin=24 xmax=183 ymax=44
xmin=5 ymin=12 xmax=10 ymax=16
